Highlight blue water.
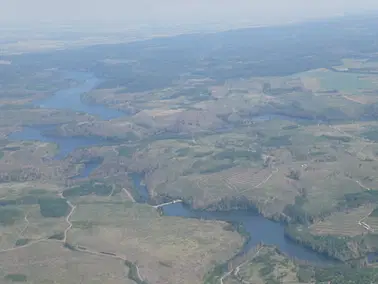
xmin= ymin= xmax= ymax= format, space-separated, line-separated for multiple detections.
xmin=33 ymin=71 xmax=124 ymax=120
xmin=8 ymin=126 xmax=108 ymax=160
xmin=9 ymin=71 xmax=121 ymax=164
xmin=130 ymin=173 xmax=150 ymax=203
xmin=162 ymin=203 xmax=335 ymax=265
xmin=73 ymin=160 xmax=102 ymax=179
xmin=129 ymin=173 xmax=336 ymax=265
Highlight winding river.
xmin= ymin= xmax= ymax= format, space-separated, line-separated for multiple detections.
xmin=10 ymin=71 xmax=335 ymax=265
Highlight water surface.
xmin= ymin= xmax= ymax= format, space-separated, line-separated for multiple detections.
xmin=163 ymin=203 xmax=335 ymax=265
xmin=9 ymin=126 xmax=108 ymax=160
xmin=33 ymin=71 xmax=124 ymax=120
xmin=131 ymin=174 xmax=335 ymax=265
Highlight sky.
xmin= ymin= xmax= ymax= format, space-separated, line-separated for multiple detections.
xmin=2 ymin=0 xmax=378 ymax=29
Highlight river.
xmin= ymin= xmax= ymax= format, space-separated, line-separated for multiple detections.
xmin=9 ymin=72 xmax=124 ymax=162
xmin=9 ymin=71 xmax=335 ymax=265
xmin=132 ymin=173 xmax=335 ymax=265
xmin=33 ymin=71 xmax=124 ymax=120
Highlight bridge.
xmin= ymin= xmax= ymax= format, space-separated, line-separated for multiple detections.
xmin=153 ymin=199 xmax=183 ymax=209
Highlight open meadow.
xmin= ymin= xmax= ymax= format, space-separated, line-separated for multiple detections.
xmin=67 ymin=201 xmax=243 ymax=284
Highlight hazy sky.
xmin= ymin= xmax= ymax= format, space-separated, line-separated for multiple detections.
xmin=2 ymin=0 xmax=378 ymax=29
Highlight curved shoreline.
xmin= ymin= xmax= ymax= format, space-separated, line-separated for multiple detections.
xmin=7 ymin=70 xmax=350 ymax=283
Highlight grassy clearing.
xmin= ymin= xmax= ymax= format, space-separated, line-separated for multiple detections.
xmin=0 ymin=241 xmax=135 ymax=284
xmin=0 ymin=204 xmax=67 ymax=250
xmin=0 ymin=207 xmax=23 ymax=226
xmin=68 ymin=202 xmax=243 ymax=284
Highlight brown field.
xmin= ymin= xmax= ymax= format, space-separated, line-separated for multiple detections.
xmin=0 ymin=241 xmax=134 ymax=284
xmin=0 ymin=205 xmax=67 ymax=250
xmin=67 ymin=202 xmax=243 ymax=284
xmin=0 ymin=182 xmax=60 ymax=200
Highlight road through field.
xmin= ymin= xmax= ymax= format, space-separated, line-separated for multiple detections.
xmin=220 ymin=246 xmax=263 ymax=284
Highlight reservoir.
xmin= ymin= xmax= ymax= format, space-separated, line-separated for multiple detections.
xmin=10 ymin=71 xmax=335 ymax=265
xmin=33 ymin=71 xmax=124 ymax=120
xmin=132 ymin=173 xmax=335 ymax=265
xmin=9 ymin=125 xmax=109 ymax=160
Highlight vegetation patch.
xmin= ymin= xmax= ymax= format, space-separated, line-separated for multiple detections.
xmin=48 ymin=232 xmax=64 ymax=240
xmin=313 ymin=265 xmax=378 ymax=284
xmin=38 ymin=197 xmax=69 ymax=218
xmin=15 ymin=239 xmax=30 ymax=247
xmin=175 ymin=147 xmax=191 ymax=157
xmin=321 ymin=134 xmax=352 ymax=143
xmin=4 ymin=274 xmax=27 ymax=282
xmin=362 ymin=129 xmax=378 ymax=142
xmin=0 ymin=207 xmax=23 ymax=226
xmin=118 ymin=146 xmax=136 ymax=158
xmin=284 ymin=225 xmax=359 ymax=261
xmin=214 ymin=149 xmax=261 ymax=162
xmin=124 ymin=260 xmax=149 ymax=284
xmin=263 ymin=135 xmax=292 ymax=147
xmin=341 ymin=191 xmax=378 ymax=210
xmin=63 ymin=181 xmax=113 ymax=197
xmin=3 ymin=146 xmax=21 ymax=151
xmin=369 ymin=207 xmax=378 ymax=217
xmin=28 ymin=188 xmax=49 ymax=195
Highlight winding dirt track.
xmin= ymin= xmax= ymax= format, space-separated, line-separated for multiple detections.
xmin=220 ymin=247 xmax=263 ymax=284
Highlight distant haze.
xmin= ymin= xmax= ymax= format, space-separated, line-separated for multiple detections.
xmin=2 ymin=0 xmax=378 ymax=30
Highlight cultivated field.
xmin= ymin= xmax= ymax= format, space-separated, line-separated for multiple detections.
xmin=310 ymin=205 xmax=375 ymax=236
